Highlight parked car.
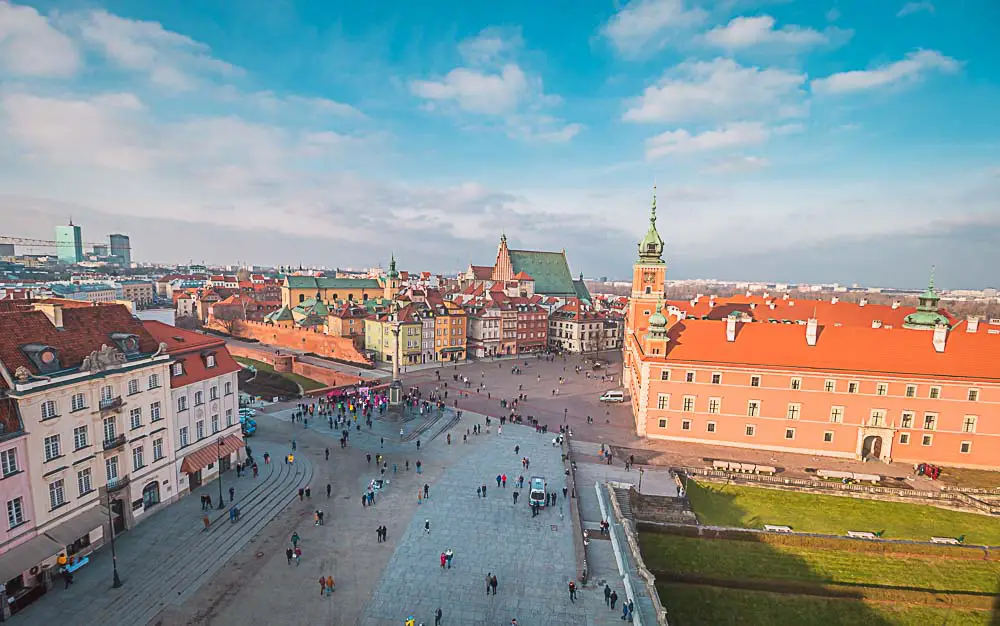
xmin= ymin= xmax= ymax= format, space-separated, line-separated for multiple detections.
xmin=242 ymin=418 xmax=257 ymax=437
xmin=529 ymin=476 xmax=546 ymax=507
xmin=239 ymin=408 xmax=257 ymax=418
xmin=599 ymin=390 xmax=624 ymax=402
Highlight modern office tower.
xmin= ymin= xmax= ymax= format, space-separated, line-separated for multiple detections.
xmin=55 ymin=221 xmax=83 ymax=264
xmin=93 ymin=244 xmax=109 ymax=256
xmin=109 ymin=233 xmax=131 ymax=267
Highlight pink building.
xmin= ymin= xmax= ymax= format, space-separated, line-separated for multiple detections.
xmin=623 ymin=190 xmax=1000 ymax=469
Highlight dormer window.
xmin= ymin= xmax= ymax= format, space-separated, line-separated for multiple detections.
xmin=110 ymin=333 xmax=141 ymax=355
xmin=20 ymin=344 xmax=62 ymax=374
xmin=171 ymin=362 xmax=184 ymax=377
xmin=202 ymin=351 xmax=217 ymax=368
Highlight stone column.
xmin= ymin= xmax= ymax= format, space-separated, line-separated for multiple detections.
xmin=389 ymin=322 xmax=402 ymax=406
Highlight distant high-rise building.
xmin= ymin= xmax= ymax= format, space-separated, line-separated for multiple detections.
xmin=55 ymin=221 xmax=83 ymax=264
xmin=0 ymin=243 xmax=14 ymax=257
xmin=109 ymin=233 xmax=131 ymax=267
xmin=92 ymin=244 xmax=109 ymax=256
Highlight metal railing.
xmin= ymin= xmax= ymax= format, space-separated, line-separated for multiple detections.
xmin=99 ymin=396 xmax=124 ymax=411
xmin=102 ymin=433 xmax=126 ymax=450
xmin=106 ymin=475 xmax=130 ymax=492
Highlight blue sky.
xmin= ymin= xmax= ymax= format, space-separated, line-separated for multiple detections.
xmin=1 ymin=0 xmax=998 ymax=287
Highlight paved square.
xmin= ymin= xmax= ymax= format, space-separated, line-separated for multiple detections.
xmin=360 ymin=422 xmax=629 ymax=626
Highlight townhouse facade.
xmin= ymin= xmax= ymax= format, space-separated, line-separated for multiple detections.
xmin=0 ymin=303 xmax=174 ymax=610
xmin=142 ymin=322 xmax=243 ymax=495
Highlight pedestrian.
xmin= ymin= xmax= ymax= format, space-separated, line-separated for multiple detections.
xmin=202 ymin=514 xmax=210 ymax=531
xmin=253 ymin=463 xmax=258 ymax=478
xmin=286 ymin=547 xmax=293 ymax=565
xmin=514 ymin=445 xmax=519 ymax=455
xmin=362 ymin=493 xmax=367 ymax=508
xmin=418 ymin=490 xmax=423 ymax=505
xmin=326 ymin=575 xmax=335 ymax=594
xmin=621 ymin=600 xmax=629 ymax=620
xmin=477 ymin=486 xmax=482 ymax=497
xmin=319 ymin=575 xmax=327 ymax=596
xmin=568 ymin=580 xmax=577 ymax=602
xmin=445 ymin=549 xmax=453 ymax=568
xmin=605 ymin=584 xmax=612 ymax=606
xmin=382 ymin=525 xmax=388 ymax=542
xmin=491 ymin=575 xmax=498 ymax=595
xmin=424 ymin=519 xmax=431 ymax=535
xmin=206 ymin=494 xmax=213 ymax=508
xmin=229 ymin=486 xmax=235 ymax=502
xmin=481 ymin=483 xmax=487 ymax=497
xmin=298 ymin=488 xmax=304 ymax=501
xmin=424 ymin=483 xmax=429 ymax=499
xmin=325 ymin=448 xmax=330 ymax=460
xmin=327 ymin=483 xmax=332 ymax=498
xmin=294 ymin=546 xmax=302 ymax=565
xmin=435 ymin=607 xmax=443 ymax=626
xmin=496 ymin=474 xmax=502 ymax=488
xmin=380 ymin=437 xmax=384 ymax=448
xmin=610 ymin=590 xmax=618 ymax=610
xmin=416 ymin=460 xmax=422 ymax=474
xmin=291 ymin=531 xmax=300 ymax=548
xmin=513 ymin=491 xmax=519 ymax=504
xmin=366 ymin=453 xmax=371 ymax=465
xmin=562 ymin=486 xmax=568 ymax=499
xmin=486 ymin=573 xmax=493 ymax=595
xmin=502 ymin=474 xmax=507 ymax=488
xmin=440 ymin=552 xmax=447 ymax=569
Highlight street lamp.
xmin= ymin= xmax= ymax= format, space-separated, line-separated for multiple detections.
xmin=105 ymin=489 xmax=123 ymax=588
xmin=217 ymin=436 xmax=226 ymax=510
xmin=564 ymin=408 xmax=568 ymax=423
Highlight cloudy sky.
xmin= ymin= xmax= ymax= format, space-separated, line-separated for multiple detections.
xmin=1 ymin=0 xmax=998 ymax=288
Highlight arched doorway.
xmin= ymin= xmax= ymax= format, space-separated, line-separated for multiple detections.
xmin=862 ymin=435 xmax=883 ymax=460
xmin=142 ymin=481 xmax=161 ymax=509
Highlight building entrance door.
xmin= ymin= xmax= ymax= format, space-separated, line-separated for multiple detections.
xmin=110 ymin=498 xmax=126 ymax=535
xmin=188 ymin=470 xmax=202 ymax=492
xmin=862 ymin=435 xmax=883 ymax=460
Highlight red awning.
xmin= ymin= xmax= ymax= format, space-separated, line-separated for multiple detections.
xmin=180 ymin=434 xmax=244 ymax=474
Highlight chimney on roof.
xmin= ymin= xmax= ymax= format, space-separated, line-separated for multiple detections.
xmin=871 ymin=320 xmax=882 ymax=329
xmin=726 ymin=315 xmax=737 ymax=342
xmin=859 ymin=298 xmax=868 ymax=307
xmin=768 ymin=302 xmax=776 ymax=310
xmin=763 ymin=292 xmax=769 ymax=299
xmin=34 ymin=302 xmax=64 ymax=329
xmin=806 ymin=317 xmax=818 ymax=346
xmin=749 ymin=302 xmax=756 ymax=310
xmin=891 ymin=301 xmax=900 ymax=309
xmin=967 ymin=317 xmax=980 ymax=333
xmin=933 ymin=323 xmax=948 ymax=352
xmin=745 ymin=290 xmax=752 ymax=297
xmin=782 ymin=293 xmax=789 ymax=300
xmin=831 ymin=296 xmax=839 ymax=305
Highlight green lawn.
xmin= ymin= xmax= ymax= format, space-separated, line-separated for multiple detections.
xmin=641 ymin=534 xmax=1000 ymax=594
xmin=686 ymin=480 xmax=1000 ymax=545
xmin=657 ymin=583 xmax=993 ymax=626
xmin=234 ymin=356 xmax=326 ymax=391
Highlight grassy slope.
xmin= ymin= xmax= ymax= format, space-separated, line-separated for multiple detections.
xmin=686 ymin=480 xmax=1000 ymax=545
xmin=233 ymin=356 xmax=326 ymax=391
xmin=640 ymin=533 xmax=1000 ymax=593
xmin=656 ymin=583 xmax=993 ymax=626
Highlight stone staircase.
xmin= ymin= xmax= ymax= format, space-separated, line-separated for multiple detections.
xmin=614 ymin=486 xmax=698 ymax=525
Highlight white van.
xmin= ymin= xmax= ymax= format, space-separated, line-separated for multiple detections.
xmin=599 ymin=390 xmax=625 ymax=403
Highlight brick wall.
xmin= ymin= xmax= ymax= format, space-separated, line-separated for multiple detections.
xmin=216 ymin=319 xmax=371 ymax=365
xmin=227 ymin=343 xmax=373 ymax=389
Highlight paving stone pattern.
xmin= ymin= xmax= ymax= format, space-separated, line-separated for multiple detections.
xmin=359 ymin=422 xmax=630 ymax=626
xmin=10 ymin=435 xmax=312 ymax=626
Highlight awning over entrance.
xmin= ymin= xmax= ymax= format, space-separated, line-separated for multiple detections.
xmin=180 ymin=434 xmax=244 ymax=474
xmin=0 ymin=534 xmax=63 ymax=583
xmin=44 ymin=505 xmax=110 ymax=545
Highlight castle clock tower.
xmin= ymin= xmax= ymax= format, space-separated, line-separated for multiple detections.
xmin=627 ymin=187 xmax=666 ymax=338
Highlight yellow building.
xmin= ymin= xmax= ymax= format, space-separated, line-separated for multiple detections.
xmin=432 ymin=300 xmax=467 ymax=362
xmin=364 ymin=304 xmax=422 ymax=365
xmin=282 ymin=256 xmax=401 ymax=309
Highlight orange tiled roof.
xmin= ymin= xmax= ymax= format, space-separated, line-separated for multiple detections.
xmin=470 ymin=265 xmax=494 ymax=280
xmin=650 ymin=318 xmax=1000 ymax=381
xmin=142 ymin=321 xmax=241 ymax=387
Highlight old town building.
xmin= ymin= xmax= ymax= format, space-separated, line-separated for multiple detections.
xmin=466 ymin=304 xmax=502 ymax=358
xmin=0 ymin=303 xmax=174 ymax=604
xmin=623 ymin=191 xmax=1000 ymax=469
xmin=549 ymin=300 xmax=618 ymax=354
xmin=364 ymin=305 xmax=422 ymax=365
xmin=514 ymin=301 xmax=548 ymax=354
xmin=142 ymin=322 xmax=243 ymax=496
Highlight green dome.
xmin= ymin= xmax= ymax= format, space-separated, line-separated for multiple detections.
xmin=637 ymin=187 xmax=665 ymax=264
xmin=649 ymin=300 xmax=667 ymax=328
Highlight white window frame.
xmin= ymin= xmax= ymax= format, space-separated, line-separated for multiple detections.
xmin=77 ymin=468 xmax=92 ymax=496
xmin=73 ymin=425 xmax=88 ymax=450
xmin=823 ymin=431 xmax=834 ymax=443
xmin=48 ymin=479 xmax=66 ymax=509
xmin=786 ymin=403 xmax=801 ymax=420
xmin=905 ymin=384 xmax=917 ymax=398
xmin=148 ymin=374 xmax=160 ymax=389
xmin=132 ymin=446 xmax=144 ymax=471
xmin=656 ymin=394 xmax=669 ymax=410
xmin=150 ymin=402 xmax=161 ymax=421
xmin=749 ymin=375 xmax=761 ymax=388
xmin=7 ymin=497 xmax=24 ymax=529
xmin=43 ymin=435 xmax=61 ymax=461
xmin=71 ymin=393 xmax=87 ymax=412
xmin=710 ymin=372 xmax=722 ymax=385
xmin=196 ymin=420 xmax=205 ymax=440
xmin=153 ymin=438 xmax=164 ymax=461
xmin=682 ymin=396 xmax=696 ymax=412
xmin=685 ymin=371 xmax=695 ymax=383
xmin=194 ymin=391 xmax=204 ymax=406
xmin=708 ymin=397 xmax=721 ymax=414
xmin=179 ymin=427 xmax=189 ymax=448
xmin=875 ymin=382 xmax=888 ymax=396
xmin=177 ymin=396 xmax=187 ymax=412
xmin=923 ymin=413 xmax=938 ymax=431
xmin=960 ymin=441 xmax=972 ymax=454
xmin=921 ymin=434 xmax=933 ymax=446
xmin=127 ymin=379 xmax=139 ymax=395
xmin=224 ymin=381 xmax=233 ymax=395
xmin=967 ymin=389 xmax=979 ymax=402
xmin=823 ymin=379 xmax=836 ymax=393
xmin=962 ymin=415 xmax=977 ymax=434
xmin=747 ymin=400 xmax=760 ymax=417
xmin=211 ymin=414 xmax=220 ymax=434
xmin=41 ymin=400 xmax=57 ymax=420
xmin=784 ymin=428 xmax=796 ymax=440
xmin=171 ymin=362 xmax=183 ymax=377
xmin=681 ymin=420 xmax=691 ymax=431
xmin=226 ymin=409 xmax=233 ymax=427
xmin=706 ymin=421 xmax=717 ymax=433
xmin=745 ymin=424 xmax=755 ymax=437
xmin=657 ymin=418 xmax=667 ymax=428
xmin=106 ymin=455 xmax=119 ymax=481
xmin=869 ymin=409 xmax=886 ymax=427
xmin=660 ymin=369 xmax=670 ymax=381
xmin=847 ymin=381 xmax=859 ymax=394
xmin=790 ymin=377 xmax=802 ymax=391
xmin=900 ymin=411 xmax=914 ymax=429
xmin=130 ymin=407 xmax=142 ymax=430
xmin=929 ymin=386 xmax=941 ymax=399
xmin=899 ymin=432 xmax=910 ymax=445
xmin=101 ymin=385 xmax=113 ymax=402
xmin=1 ymin=449 xmax=18 ymax=476
xmin=829 ymin=406 xmax=844 ymax=424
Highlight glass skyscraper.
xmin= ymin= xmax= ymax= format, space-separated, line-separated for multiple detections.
xmin=55 ymin=222 xmax=83 ymax=264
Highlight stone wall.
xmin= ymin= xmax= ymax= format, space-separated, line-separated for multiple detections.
xmin=215 ymin=319 xmax=371 ymax=365
xmin=227 ymin=344 xmax=373 ymax=389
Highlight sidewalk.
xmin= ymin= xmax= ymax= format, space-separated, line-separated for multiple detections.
xmin=11 ymin=432 xmax=312 ymax=626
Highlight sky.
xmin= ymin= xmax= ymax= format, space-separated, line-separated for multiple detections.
xmin=0 ymin=0 xmax=998 ymax=288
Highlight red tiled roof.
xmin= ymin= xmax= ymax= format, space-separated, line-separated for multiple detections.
xmin=142 ymin=321 xmax=241 ymax=387
xmin=0 ymin=305 xmax=159 ymax=377
xmin=180 ymin=434 xmax=244 ymax=474
xmin=470 ymin=265 xmax=493 ymax=280
xmin=0 ymin=397 xmax=21 ymax=432
xmin=654 ymin=318 xmax=1000 ymax=381
xmin=514 ymin=271 xmax=533 ymax=280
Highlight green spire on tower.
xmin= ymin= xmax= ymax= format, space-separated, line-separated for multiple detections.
xmin=387 ymin=253 xmax=399 ymax=279
xmin=637 ymin=185 xmax=665 ymax=265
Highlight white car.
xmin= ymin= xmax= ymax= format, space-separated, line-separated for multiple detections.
xmin=599 ymin=390 xmax=625 ymax=402
xmin=239 ymin=408 xmax=257 ymax=417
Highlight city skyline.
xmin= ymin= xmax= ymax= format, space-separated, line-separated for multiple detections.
xmin=1 ymin=1 xmax=998 ymax=286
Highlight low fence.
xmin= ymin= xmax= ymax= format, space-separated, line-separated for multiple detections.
xmin=562 ymin=437 xmax=589 ymax=587
xmin=685 ymin=467 xmax=1000 ymax=515
xmin=606 ymin=485 xmax=670 ymax=626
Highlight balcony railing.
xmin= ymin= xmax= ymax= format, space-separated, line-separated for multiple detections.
xmin=102 ymin=433 xmax=126 ymax=451
xmin=106 ymin=475 xmax=130 ymax=492
xmin=99 ymin=397 xmax=124 ymax=412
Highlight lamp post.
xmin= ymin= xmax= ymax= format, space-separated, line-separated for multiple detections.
xmin=217 ymin=436 xmax=226 ymax=510
xmin=105 ymin=489 xmax=123 ymax=588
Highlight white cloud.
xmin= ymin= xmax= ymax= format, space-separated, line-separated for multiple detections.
xmin=410 ymin=30 xmax=579 ymax=142
xmin=411 ymin=64 xmax=529 ymax=116
xmin=773 ymin=122 xmax=806 ymax=135
xmin=703 ymin=155 xmax=771 ymax=173
xmin=703 ymin=15 xmax=849 ymax=51
xmin=0 ymin=1 xmax=79 ymax=77
xmin=812 ymin=49 xmax=960 ymax=94
xmin=624 ymin=58 xmax=807 ymax=124
xmin=64 ymin=9 xmax=242 ymax=90
xmin=826 ymin=8 xmax=841 ymax=21
xmin=645 ymin=122 xmax=769 ymax=159
xmin=897 ymin=2 xmax=934 ymax=17
xmin=601 ymin=0 xmax=708 ymax=57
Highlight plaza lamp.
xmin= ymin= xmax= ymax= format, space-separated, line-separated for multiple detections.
xmin=105 ymin=488 xmax=123 ymax=588
xmin=217 ymin=436 xmax=226 ymax=510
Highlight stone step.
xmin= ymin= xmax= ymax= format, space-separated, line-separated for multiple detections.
xmin=86 ymin=457 xmax=313 ymax=625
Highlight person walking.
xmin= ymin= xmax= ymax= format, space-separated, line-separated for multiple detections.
xmin=610 ymin=589 xmax=618 ymax=610
xmin=325 ymin=448 xmax=330 ymax=460
xmin=568 ymin=580 xmax=577 ymax=602
xmin=327 ymin=483 xmax=332 ymax=498
xmin=435 ymin=607 xmax=442 ymax=626
xmin=202 ymin=513 xmax=210 ymax=531
xmin=319 ymin=575 xmax=327 ymax=596
xmin=291 ymin=532 xmax=300 ymax=549
xmin=294 ymin=546 xmax=302 ymax=565
xmin=605 ymin=584 xmax=612 ymax=606
xmin=424 ymin=483 xmax=430 ymax=499
xmin=486 ymin=573 xmax=493 ymax=595
xmin=496 ymin=474 xmax=502 ymax=488
xmin=424 ymin=519 xmax=431 ymax=534
xmin=286 ymin=547 xmax=293 ymax=565
xmin=481 ymin=483 xmax=488 ymax=497
xmin=491 ymin=575 xmax=498 ymax=595
xmin=229 ymin=486 xmax=235 ymax=503
xmin=326 ymin=575 xmax=335 ymax=594
xmin=501 ymin=474 xmax=507 ymax=488
xmin=512 ymin=491 xmax=519 ymax=505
